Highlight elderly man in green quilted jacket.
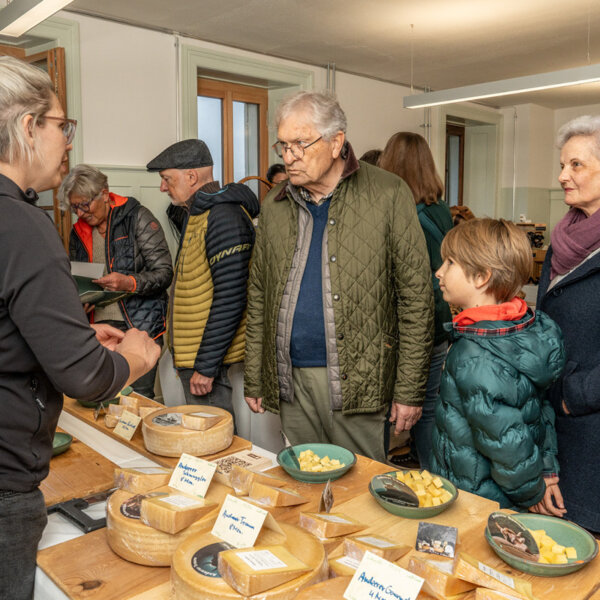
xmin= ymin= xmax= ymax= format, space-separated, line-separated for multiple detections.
xmin=244 ymin=91 xmax=434 ymax=462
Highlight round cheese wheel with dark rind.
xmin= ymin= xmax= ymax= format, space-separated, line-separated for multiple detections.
xmin=142 ymin=405 xmax=233 ymax=457
xmin=171 ymin=523 xmax=328 ymax=599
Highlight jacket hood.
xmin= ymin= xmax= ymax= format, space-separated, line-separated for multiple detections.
xmin=190 ymin=182 xmax=260 ymax=218
xmin=448 ymin=309 xmax=565 ymax=388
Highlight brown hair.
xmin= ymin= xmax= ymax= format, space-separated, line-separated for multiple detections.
xmin=378 ymin=132 xmax=443 ymax=205
xmin=441 ymin=218 xmax=532 ymax=302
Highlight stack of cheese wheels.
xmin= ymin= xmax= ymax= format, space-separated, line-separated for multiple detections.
xmin=106 ymin=481 xmax=230 ymax=566
xmin=142 ymin=405 xmax=233 ymax=457
xmin=171 ymin=523 xmax=327 ymax=599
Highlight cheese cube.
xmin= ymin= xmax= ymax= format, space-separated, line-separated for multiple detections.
xmin=329 ymin=555 xmax=360 ymax=578
xmin=565 ymin=546 xmax=577 ymax=559
xmin=181 ymin=411 xmax=223 ymax=431
xmin=551 ymin=544 xmax=565 ymax=555
xmin=218 ymin=545 xmax=310 ymax=595
xmin=249 ymin=481 xmax=308 ymax=507
xmin=140 ymin=492 xmax=217 ymax=534
xmin=298 ymin=512 xmax=365 ymax=538
xmin=113 ymin=466 xmax=173 ymax=493
xmin=432 ymin=477 xmax=444 ymax=489
xmin=344 ymin=535 xmax=410 ymax=562
xmin=408 ymin=556 xmax=475 ymax=598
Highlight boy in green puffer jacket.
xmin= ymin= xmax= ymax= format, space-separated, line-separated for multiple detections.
xmin=430 ymin=218 xmax=567 ymax=515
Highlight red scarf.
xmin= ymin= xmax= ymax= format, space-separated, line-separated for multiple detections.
xmin=453 ymin=297 xmax=528 ymax=326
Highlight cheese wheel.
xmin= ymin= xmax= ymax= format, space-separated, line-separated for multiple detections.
xmin=248 ymin=481 xmax=308 ymax=507
xmin=298 ymin=512 xmax=365 ymax=538
xmin=344 ymin=534 xmax=410 ymax=562
xmin=139 ymin=406 xmax=160 ymax=420
xmin=114 ymin=466 xmax=173 ymax=493
xmin=171 ymin=523 xmax=327 ymax=600
xmin=141 ymin=492 xmax=218 ymax=534
xmin=475 ymin=589 xmax=525 ymax=600
xmin=407 ymin=555 xmax=475 ymax=599
xmin=295 ymin=576 xmax=352 ymax=600
xmin=142 ymin=405 xmax=233 ymax=457
xmin=106 ymin=487 xmax=219 ymax=566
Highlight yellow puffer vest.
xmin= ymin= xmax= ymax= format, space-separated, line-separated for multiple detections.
xmin=169 ymin=211 xmax=246 ymax=368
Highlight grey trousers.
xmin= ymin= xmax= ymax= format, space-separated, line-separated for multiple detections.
xmin=280 ymin=367 xmax=388 ymax=463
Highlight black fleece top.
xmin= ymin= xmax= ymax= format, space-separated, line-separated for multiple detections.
xmin=0 ymin=174 xmax=129 ymax=492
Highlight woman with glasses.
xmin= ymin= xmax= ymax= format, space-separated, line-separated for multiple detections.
xmin=59 ymin=164 xmax=173 ymax=398
xmin=0 ymin=56 xmax=160 ymax=599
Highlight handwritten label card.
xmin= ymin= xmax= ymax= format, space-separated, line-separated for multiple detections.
xmin=169 ymin=453 xmax=216 ymax=497
xmin=211 ymin=494 xmax=269 ymax=548
xmin=344 ymin=551 xmax=424 ymax=600
xmin=113 ymin=410 xmax=142 ymax=441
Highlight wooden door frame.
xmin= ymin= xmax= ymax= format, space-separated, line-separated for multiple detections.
xmin=445 ymin=123 xmax=465 ymax=206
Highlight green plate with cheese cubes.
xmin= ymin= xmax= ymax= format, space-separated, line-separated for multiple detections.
xmin=369 ymin=469 xmax=458 ymax=519
xmin=276 ymin=443 xmax=356 ymax=483
xmin=485 ymin=512 xmax=598 ymax=577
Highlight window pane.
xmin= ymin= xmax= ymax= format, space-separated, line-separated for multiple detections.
xmin=197 ymin=96 xmax=223 ymax=184
xmin=446 ymin=135 xmax=460 ymax=207
xmin=233 ymin=101 xmax=259 ymax=197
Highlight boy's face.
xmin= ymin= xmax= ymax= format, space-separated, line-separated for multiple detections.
xmin=436 ymin=257 xmax=481 ymax=310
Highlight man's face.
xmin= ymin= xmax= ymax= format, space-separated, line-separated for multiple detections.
xmin=276 ymin=110 xmax=342 ymax=190
xmin=159 ymin=168 xmax=192 ymax=205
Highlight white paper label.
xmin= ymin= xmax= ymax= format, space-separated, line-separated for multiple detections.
xmin=478 ymin=562 xmax=515 ymax=589
xmin=211 ymin=495 xmax=268 ymax=548
xmin=169 ymin=453 xmax=216 ymax=497
xmin=160 ymin=495 xmax=203 ymax=508
xmin=355 ymin=536 xmax=395 ymax=548
xmin=336 ymin=556 xmax=361 ymax=569
xmin=318 ymin=514 xmax=350 ymax=523
xmin=344 ymin=552 xmax=424 ymax=600
xmin=237 ymin=549 xmax=287 ymax=571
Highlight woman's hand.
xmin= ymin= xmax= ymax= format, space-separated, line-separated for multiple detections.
xmin=115 ymin=328 xmax=161 ymax=385
xmin=93 ymin=272 xmax=135 ymax=292
xmin=562 ymin=400 xmax=570 ymax=415
xmin=91 ymin=323 xmax=125 ymax=351
xmin=83 ymin=303 xmax=95 ymax=314
xmin=529 ymin=477 xmax=567 ymax=517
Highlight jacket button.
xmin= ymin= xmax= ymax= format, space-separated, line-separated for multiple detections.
xmin=330 ymin=255 xmax=336 ymax=262
xmin=337 ymin=333 xmax=344 ymax=340
xmin=333 ymin=294 xmax=340 ymax=301
xmin=341 ymin=373 xmax=348 ymax=380
xmin=329 ymin=218 xmax=336 ymax=226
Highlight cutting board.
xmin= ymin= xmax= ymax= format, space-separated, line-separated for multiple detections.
xmin=41 ymin=430 xmax=116 ymax=507
xmin=62 ymin=394 xmax=252 ymax=467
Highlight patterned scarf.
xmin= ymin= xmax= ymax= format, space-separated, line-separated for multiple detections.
xmin=550 ymin=207 xmax=600 ymax=279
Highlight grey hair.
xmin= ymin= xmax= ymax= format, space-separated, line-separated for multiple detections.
xmin=557 ymin=115 xmax=600 ymax=154
xmin=58 ymin=164 xmax=109 ymax=211
xmin=0 ymin=56 xmax=55 ymax=164
xmin=276 ymin=91 xmax=347 ymax=140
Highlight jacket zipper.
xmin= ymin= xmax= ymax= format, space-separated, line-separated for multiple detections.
xmin=30 ymin=376 xmax=45 ymax=412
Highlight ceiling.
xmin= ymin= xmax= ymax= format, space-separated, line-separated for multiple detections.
xmin=62 ymin=0 xmax=600 ymax=109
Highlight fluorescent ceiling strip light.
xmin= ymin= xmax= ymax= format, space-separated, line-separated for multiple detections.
xmin=0 ymin=0 xmax=73 ymax=37
xmin=403 ymin=63 xmax=600 ymax=109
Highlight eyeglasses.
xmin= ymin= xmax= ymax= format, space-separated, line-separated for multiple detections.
xmin=70 ymin=192 xmax=101 ymax=214
xmin=272 ymin=136 xmax=322 ymax=159
xmin=42 ymin=115 xmax=78 ymax=144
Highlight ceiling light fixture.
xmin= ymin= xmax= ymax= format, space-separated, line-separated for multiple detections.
xmin=403 ymin=63 xmax=600 ymax=109
xmin=0 ymin=0 xmax=73 ymax=37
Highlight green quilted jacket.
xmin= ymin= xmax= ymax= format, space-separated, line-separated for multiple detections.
xmin=244 ymin=144 xmax=434 ymax=414
xmin=430 ymin=309 xmax=566 ymax=509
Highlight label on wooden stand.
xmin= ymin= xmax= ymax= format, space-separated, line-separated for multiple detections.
xmin=113 ymin=410 xmax=142 ymax=441
xmin=416 ymin=521 xmax=458 ymax=558
xmin=211 ymin=494 xmax=283 ymax=548
xmin=169 ymin=453 xmax=217 ymax=497
xmin=344 ymin=551 xmax=424 ymax=600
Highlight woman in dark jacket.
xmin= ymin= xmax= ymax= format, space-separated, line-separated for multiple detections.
xmin=60 ymin=164 xmax=173 ymax=397
xmin=537 ymin=114 xmax=600 ymax=533
xmin=0 ymin=56 xmax=160 ymax=599
xmin=379 ymin=132 xmax=453 ymax=469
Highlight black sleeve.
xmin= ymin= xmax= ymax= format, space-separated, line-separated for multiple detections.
xmin=193 ymin=203 xmax=255 ymax=377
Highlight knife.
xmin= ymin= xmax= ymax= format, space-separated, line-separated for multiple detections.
xmin=280 ymin=430 xmax=301 ymax=469
xmin=47 ymin=487 xmax=117 ymax=533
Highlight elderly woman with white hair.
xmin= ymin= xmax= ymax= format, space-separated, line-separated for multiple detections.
xmin=0 ymin=56 xmax=160 ymax=598
xmin=537 ymin=114 xmax=600 ymax=533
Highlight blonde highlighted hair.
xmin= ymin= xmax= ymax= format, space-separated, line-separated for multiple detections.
xmin=441 ymin=218 xmax=532 ymax=302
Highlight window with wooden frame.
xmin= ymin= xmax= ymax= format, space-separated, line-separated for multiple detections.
xmin=197 ymin=77 xmax=268 ymax=199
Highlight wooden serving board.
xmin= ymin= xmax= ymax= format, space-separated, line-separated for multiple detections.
xmin=41 ymin=430 xmax=116 ymax=507
xmin=61 ymin=394 xmax=252 ymax=467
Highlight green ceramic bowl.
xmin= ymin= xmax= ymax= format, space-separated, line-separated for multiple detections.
xmin=276 ymin=443 xmax=356 ymax=483
xmin=485 ymin=513 xmax=598 ymax=577
xmin=76 ymin=385 xmax=133 ymax=408
xmin=52 ymin=432 xmax=73 ymax=456
xmin=369 ymin=470 xmax=458 ymax=519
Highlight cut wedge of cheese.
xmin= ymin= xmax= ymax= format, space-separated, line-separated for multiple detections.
xmin=108 ymin=403 xmax=127 ymax=416
xmin=140 ymin=492 xmax=218 ymax=534
xmin=104 ymin=414 xmax=119 ymax=428
xmin=142 ymin=405 xmax=233 ymax=457
xmin=295 ymin=576 xmax=352 ymax=600
xmin=299 ymin=512 xmax=365 ymax=538
xmin=181 ymin=411 xmax=223 ymax=431
xmin=114 ymin=466 xmax=173 ymax=494
xmin=120 ymin=395 xmax=140 ymax=411
xmin=138 ymin=406 xmax=160 ymax=420
xmin=407 ymin=555 xmax=475 ymax=599
xmin=249 ymin=481 xmax=308 ymax=507
xmin=476 ymin=588 xmax=525 ymax=600
xmin=228 ymin=464 xmax=286 ymax=494
xmin=171 ymin=522 xmax=327 ymax=600
xmin=344 ymin=534 xmax=410 ymax=562
xmin=454 ymin=553 xmax=534 ymax=600
xmin=329 ymin=555 xmax=360 ymax=577
xmin=218 ymin=545 xmax=311 ymax=596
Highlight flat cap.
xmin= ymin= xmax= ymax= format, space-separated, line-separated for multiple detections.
xmin=146 ymin=139 xmax=213 ymax=171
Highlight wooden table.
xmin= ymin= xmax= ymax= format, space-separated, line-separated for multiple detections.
xmin=62 ymin=395 xmax=252 ymax=467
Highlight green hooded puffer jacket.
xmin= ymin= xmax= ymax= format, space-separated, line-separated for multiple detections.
xmin=430 ymin=309 xmax=565 ymax=509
